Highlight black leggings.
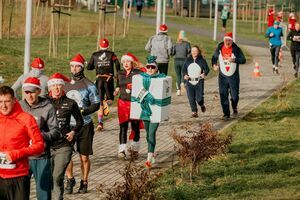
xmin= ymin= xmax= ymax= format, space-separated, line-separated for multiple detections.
xmin=119 ymin=120 xmax=140 ymax=144
xmin=270 ymin=46 xmax=281 ymax=67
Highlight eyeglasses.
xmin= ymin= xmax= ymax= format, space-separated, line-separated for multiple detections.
xmin=24 ymin=91 xmax=35 ymax=94
xmin=146 ymin=65 xmax=157 ymax=70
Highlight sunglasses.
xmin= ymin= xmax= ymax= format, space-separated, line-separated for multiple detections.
xmin=146 ymin=65 xmax=157 ymax=70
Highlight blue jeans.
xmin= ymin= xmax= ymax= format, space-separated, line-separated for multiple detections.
xmin=186 ymin=80 xmax=204 ymax=113
xmin=29 ymin=159 xmax=52 ymax=200
xmin=219 ymin=75 xmax=240 ymax=117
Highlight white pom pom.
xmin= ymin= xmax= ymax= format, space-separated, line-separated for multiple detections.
xmin=70 ymin=80 xmax=75 ymax=85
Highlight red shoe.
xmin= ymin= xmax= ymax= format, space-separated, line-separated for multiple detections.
xmin=145 ymin=160 xmax=152 ymax=169
xmin=96 ymin=122 xmax=103 ymax=132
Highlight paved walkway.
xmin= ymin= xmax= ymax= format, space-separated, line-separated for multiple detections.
xmin=28 ymin=43 xmax=296 ymax=199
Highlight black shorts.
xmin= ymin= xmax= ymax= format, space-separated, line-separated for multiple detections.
xmin=76 ymin=122 xmax=95 ymax=155
xmin=0 ymin=176 xmax=30 ymax=200
xmin=95 ymin=77 xmax=114 ymax=105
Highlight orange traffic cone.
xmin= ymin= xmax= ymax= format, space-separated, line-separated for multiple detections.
xmin=253 ymin=62 xmax=262 ymax=77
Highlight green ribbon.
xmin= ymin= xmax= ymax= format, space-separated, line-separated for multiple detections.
xmin=131 ymin=73 xmax=171 ymax=121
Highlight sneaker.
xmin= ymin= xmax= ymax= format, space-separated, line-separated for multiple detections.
xmin=221 ymin=115 xmax=230 ymax=121
xmin=176 ymin=90 xmax=181 ymax=96
xmin=200 ymin=105 xmax=206 ymax=113
xmin=272 ymin=67 xmax=275 ymax=74
xmin=103 ymin=101 xmax=110 ymax=116
xmin=180 ymin=83 xmax=185 ymax=93
xmin=191 ymin=112 xmax=198 ymax=118
xmin=232 ymin=109 xmax=238 ymax=118
xmin=118 ymin=151 xmax=127 ymax=159
xmin=65 ymin=177 xmax=76 ymax=194
xmin=78 ymin=180 xmax=88 ymax=194
xmin=294 ymin=72 xmax=298 ymax=78
xmin=96 ymin=122 xmax=103 ymax=132
xmin=275 ymin=68 xmax=279 ymax=75
xmin=145 ymin=160 xmax=152 ymax=168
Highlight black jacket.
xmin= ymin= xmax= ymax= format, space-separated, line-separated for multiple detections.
xmin=211 ymin=42 xmax=246 ymax=78
xmin=87 ymin=50 xmax=120 ymax=76
xmin=48 ymin=95 xmax=84 ymax=149
xmin=116 ymin=69 xmax=141 ymax=101
xmin=287 ymin=30 xmax=300 ymax=51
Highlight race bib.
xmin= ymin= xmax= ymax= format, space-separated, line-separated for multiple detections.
xmin=0 ymin=152 xmax=16 ymax=169
xmin=218 ymin=51 xmax=237 ymax=77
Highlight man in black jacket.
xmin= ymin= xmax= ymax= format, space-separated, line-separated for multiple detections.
xmin=211 ymin=32 xmax=246 ymax=120
xmin=287 ymin=22 xmax=300 ymax=77
xmin=87 ymin=38 xmax=120 ymax=131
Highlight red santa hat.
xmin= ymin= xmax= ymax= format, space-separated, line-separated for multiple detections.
xmin=31 ymin=58 xmax=45 ymax=70
xmin=224 ymin=32 xmax=233 ymax=40
xmin=70 ymin=54 xmax=85 ymax=68
xmin=99 ymin=38 xmax=109 ymax=50
xmin=121 ymin=53 xmax=139 ymax=63
xmin=47 ymin=73 xmax=71 ymax=87
xmin=159 ymin=24 xmax=168 ymax=33
xmin=22 ymin=77 xmax=41 ymax=92
xmin=268 ymin=8 xmax=274 ymax=15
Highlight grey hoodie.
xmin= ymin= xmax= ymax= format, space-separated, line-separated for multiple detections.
xmin=20 ymin=97 xmax=60 ymax=159
xmin=145 ymin=32 xmax=173 ymax=63
xmin=11 ymin=69 xmax=48 ymax=99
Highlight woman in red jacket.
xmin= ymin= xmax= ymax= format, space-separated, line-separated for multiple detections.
xmin=0 ymin=86 xmax=44 ymax=200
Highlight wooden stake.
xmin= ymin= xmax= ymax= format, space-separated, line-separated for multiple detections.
xmin=67 ymin=0 xmax=71 ymax=57
xmin=194 ymin=0 xmax=197 ymax=20
xmin=126 ymin=0 xmax=132 ymax=34
xmin=112 ymin=0 xmax=117 ymax=51
xmin=123 ymin=0 xmax=127 ymax=37
xmin=189 ymin=0 xmax=191 ymax=18
xmin=33 ymin=0 xmax=40 ymax=28
xmin=8 ymin=0 xmax=15 ymax=40
xmin=0 ymin=0 xmax=3 ymax=39
xmin=252 ymin=0 xmax=255 ymax=32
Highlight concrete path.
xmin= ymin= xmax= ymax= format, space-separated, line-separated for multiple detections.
xmin=29 ymin=43 xmax=296 ymax=199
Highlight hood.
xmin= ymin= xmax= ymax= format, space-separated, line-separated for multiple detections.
xmin=21 ymin=97 xmax=50 ymax=110
xmin=156 ymin=33 xmax=168 ymax=41
xmin=29 ymin=68 xmax=44 ymax=77
xmin=0 ymin=100 xmax=23 ymax=119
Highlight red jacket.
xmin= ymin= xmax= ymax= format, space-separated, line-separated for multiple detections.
xmin=0 ymin=101 xmax=44 ymax=179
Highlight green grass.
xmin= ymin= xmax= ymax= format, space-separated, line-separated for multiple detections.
xmin=156 ymin=79 xmax=300 ymax=199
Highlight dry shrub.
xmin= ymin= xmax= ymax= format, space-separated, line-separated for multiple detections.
xmin=172 ymin=122 xmax=232 ymax=182
xmin=98 ymin=161 xmax=162 ymax=200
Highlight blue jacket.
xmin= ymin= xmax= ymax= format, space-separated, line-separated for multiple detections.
xmin=266 ymin=27 xmax=283 ymax=46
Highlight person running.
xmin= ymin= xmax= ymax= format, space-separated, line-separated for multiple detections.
xmin=0 ymin=85 xmax=44 ymax=200
xmin=114 ymin=53 xmax=143 ymax=159
xmin=47 ymin=73 xmax=83 ymax=200
xmin=287 ymin=22 xmax=300 ymax=78
xmin=145 ymin=24 xmax=173 ymax=75
xmin=137 ymin=56 xmax=169 ymax=168
xmin=20 ymin=77 xmax=60 ymax=200
xmin=267 ymin=8 xmax=275 ymax=27
xmin=221 ymin=4 xmax=230 ymax=32
xmin=211 ymin=32 xmax=246 ymax=120
xmin=136 ymin=0 xmax=144 ymax=18
xmin=12 ymin=58 xmax=48 ymax=98
xmin=265 ymin=21 xmax=283 ymax=74
xmin=172 ymin=30 xmax=191 ymax=96
xmin=182 ymin=45 xmax=209 ymax=118
xmin=65 ymin=54 xmax=100 ymax=194
xmin=87 ymin=38 xmax=120 ymax=131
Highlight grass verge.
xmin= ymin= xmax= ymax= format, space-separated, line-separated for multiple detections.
xmin=156 ymin=79 xmax=300 ymax=199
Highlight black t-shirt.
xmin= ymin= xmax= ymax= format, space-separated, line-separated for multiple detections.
xmin=116 ymin=69 xmax=141 ymax=101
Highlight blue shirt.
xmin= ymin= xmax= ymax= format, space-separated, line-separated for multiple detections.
xmin=266 ymin=27 xmax=283 ymax=46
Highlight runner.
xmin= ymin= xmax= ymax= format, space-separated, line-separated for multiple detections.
xmin=265 ymin=21 xmax=283 ymax=74
xmin=182 ymin=45 xmax=209 ymax=118
xmin=211 ymin=32 xmax=246 ymax=120
xmin=87 ymin=38 xmax=120 ymax=131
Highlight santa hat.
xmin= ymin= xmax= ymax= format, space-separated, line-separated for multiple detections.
xmin=99 ymin=38 xmax=109 ymax=50
xmin=268 ymin=8 xmax=274 ymax=15
xmin=22 ymin=77 xmax=41 ymax=92
xmin=121 ymin=53 xmax=139 ymax=63
xmin=70 ymin=54 xmax=85 ymax=68
xmin=47 ymin=73 xmax=71 ymax=87
xmin=159 ymin=24 xmax=168 ymax=33
xmin=289 ymin=12 xmax=295 ymax=18
xmin=224 ymin=32 xmax=233 ymax=40
xmin=31 ymin=58 xmax=45 ymax=70
xmin=146 ymin=55 xmax=157 ymax=68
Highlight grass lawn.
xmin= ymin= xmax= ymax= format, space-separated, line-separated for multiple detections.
xmin=156 ymin=79 xmax=300 ymax=199
xmin=0 ymin=8 xmax=220 ymax=88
